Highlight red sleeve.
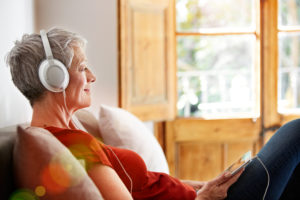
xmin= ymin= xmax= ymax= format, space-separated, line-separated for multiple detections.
xmin=46 ymin=127 xmax=196 ymax=199
xmin=104 ymin=146 xmax=196 ymax=200
xmin=45 ymin=127 xmax=112 ymax=169
xmin=133 ymin=172 xmax=197 ymax=200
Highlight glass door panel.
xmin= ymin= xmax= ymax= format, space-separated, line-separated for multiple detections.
xmin=176 ymin=0 xmax=255 ymax=31
xmin=177 ymin=35 xmax=257 ymax=118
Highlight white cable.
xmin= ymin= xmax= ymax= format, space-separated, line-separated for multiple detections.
xmin=106 ymin=145 xmax=133 ymax=195
xmin=62 ymin=91 xmax=133 ymax=194
xmin=62 ymin=90 xmax=69 ymax=115
xmin=63 ymin=91 xmax=133 ymax=194
xmin=255 ymin=156 xmax=270 ymax=200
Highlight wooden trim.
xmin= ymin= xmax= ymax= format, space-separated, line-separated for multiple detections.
xmin=261 ymin=0 xmax=281 ymax=129
xmin=117 ymin=0 xmax=122 ymax=107
xmin=166 ymin=120 xmax=176 ymax=176
xmin=278 ymin=28 xmax=300 ymax=33
xmin=176 ymin=30 xmax=257 ymax=36
xmin=254 ymin=0 xmax=261 ymax=124
xmin=154 ymin=122 xmax=166 ymax=152
xmin=280 ymin=114 xmax=300 ymax=125
xmin=119 ymin=0 xmax=127 ymax=108
xmin=171 ymin=118 xmax=261 ymax=143
xmin=173 ymin=0 xmax=178 ymax=117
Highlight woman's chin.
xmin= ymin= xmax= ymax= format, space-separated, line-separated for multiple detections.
xmin=77 ymin=101 xmax=91 ymax=109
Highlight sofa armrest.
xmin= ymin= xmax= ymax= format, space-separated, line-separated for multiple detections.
xmin=0 ymin=129 xmax=17 ymax=199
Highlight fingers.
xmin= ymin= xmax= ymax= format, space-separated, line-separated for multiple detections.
xmin=209 ymin=171 xmax=232 ymax=186
xmin=222 ymin=167 xmax=244 ymax=189
xmin=196 ymin=169 xmax=244 ymax=200
xmin=211 ymin=170 xmax=244 ymax=199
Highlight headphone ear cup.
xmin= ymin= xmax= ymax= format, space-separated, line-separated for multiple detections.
xmin=39 ymin=59 xmax=69 ymax=92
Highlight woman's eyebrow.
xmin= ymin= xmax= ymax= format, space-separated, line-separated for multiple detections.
xmin=79 ymin=59 xmax=88 ymax=66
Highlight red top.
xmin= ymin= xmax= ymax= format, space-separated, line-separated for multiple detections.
xmin=45 ymin=127 xmax=196 ymax=200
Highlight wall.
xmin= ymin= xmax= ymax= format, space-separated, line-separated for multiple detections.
xmin=0 ymin=0 xmax=34 ymax=128
xmin=35 ymin=0 xmax=119 ymax=118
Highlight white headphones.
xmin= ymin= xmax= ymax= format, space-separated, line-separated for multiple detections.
xmin=39 ymin=29 xmax=69 ymax=92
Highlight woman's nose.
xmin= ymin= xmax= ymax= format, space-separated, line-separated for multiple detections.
xmin=87 ymin=69 xmax=96 ymax=83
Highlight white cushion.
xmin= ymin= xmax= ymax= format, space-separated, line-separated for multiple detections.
xmin=98 ymin=105 xmax=169 ymax=174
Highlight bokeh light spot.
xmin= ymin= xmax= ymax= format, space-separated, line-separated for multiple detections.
xmin=35 ymin=186 xmax=46 ymax=197
xmin=10 ymin=189 xmax=37 ymax=200
xmin=41 ymin=163 xmax=70 ymax=194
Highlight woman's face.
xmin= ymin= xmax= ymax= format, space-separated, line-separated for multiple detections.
xmin=65 ymin=46 xmax=96 ymax=110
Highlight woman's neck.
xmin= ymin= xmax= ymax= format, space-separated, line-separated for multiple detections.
xmin=31 ymin=94 xmax=77 ymax=129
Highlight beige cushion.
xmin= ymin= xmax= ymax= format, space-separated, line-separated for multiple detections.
xmin=13 ymin=126 xmax=103 ymax=200
xmin=75 ymin=109 xmax=101 ymax=139
xmin=98 ymin=105 xmax=169 ymax=174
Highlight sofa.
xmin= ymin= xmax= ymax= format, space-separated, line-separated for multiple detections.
xmin=0 ymin=106 xmax=169 ymax=199
xmin=0 ymin=125 xmax=17 ymax=199
xmin=0 ymin=109 xmax=101 ymax=199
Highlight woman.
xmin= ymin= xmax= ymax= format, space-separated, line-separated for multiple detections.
xmin=6 ymin=28 xmax=300 ymax=200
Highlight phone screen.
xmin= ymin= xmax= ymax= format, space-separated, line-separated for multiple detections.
xmin=225 ymin=151 xmax=252 ymax=175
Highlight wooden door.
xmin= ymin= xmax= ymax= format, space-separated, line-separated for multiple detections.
xmin=119 ymin=0 xmax=176 ymax=121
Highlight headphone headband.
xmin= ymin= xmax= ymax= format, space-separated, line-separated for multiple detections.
xmin=40 ymin=30 xmax=54 ymax=60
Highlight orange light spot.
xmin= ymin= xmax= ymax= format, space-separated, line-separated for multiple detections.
xmin=35 ymin=185 xmax=46 ymax=197
xmin=41 ymin=163 xmax=71 ymax=194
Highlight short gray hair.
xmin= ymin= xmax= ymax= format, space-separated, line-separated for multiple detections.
xmin=6 ymin=27 xmax=87 ymax=106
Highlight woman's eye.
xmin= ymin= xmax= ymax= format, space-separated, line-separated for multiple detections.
xmin=79 ymin=66 xmax=87 ymax=71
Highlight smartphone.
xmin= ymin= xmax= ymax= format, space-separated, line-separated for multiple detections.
xmin=225 ymin=151 xmax=252 ymax=175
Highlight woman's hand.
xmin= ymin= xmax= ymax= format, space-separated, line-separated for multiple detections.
xmin=195 ymin=168 xmax=244 ymax=200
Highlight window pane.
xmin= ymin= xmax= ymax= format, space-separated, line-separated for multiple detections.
xmin=176 ymin=0 xmax=255 ymax=32
xmin=177 ymin=35 xmax=257 ymax=118
xmin=279 ymin=0 xmax=300 ymax=27
xmin=278 ymin=33 xmax=300 ymax=113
